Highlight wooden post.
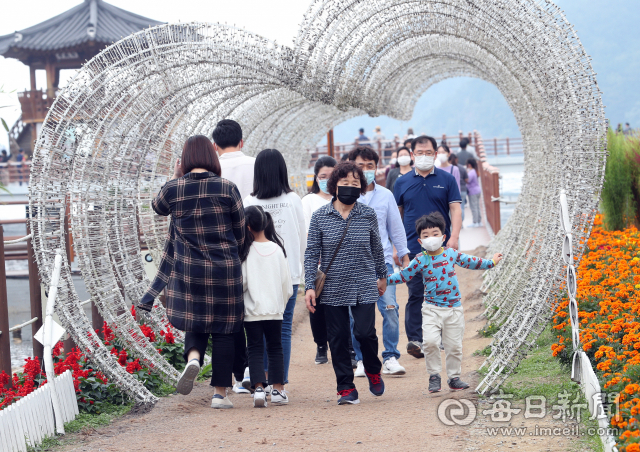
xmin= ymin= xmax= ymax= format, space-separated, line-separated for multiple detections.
xmin=506 ymin=138 xmax=510 ymax=155
xmin=0 ymin=227 xmax=12 ymax=387
xmin=29 ymin=66 xmax=37 ymax=91
xmin=26 ymin=222 xmax=43 ymax=361
xmin=45 ymin=60 xmax=56 ymax=99
xmin=326 ymin=129 xmax=334 ymax=158
xmin=377 ymin=140 xmax=382 ymax=167
xmin=492 ymin=172 xmax=501 ymax=233
xmin=63 ymin=199 xmax=76 ymax=356
xmin=494 ymin=137 xmax=498 ymax=156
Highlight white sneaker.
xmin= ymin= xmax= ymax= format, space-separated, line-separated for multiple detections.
xmin=270 ymin=389 xmax=289 ymax=404
xmin=264 ymin=385 xmax=272 ymax=395
xmin=211 ymin=394 xmax=233 ymax=409
xmin=382 ymin=357 xmax=406 ymax=375
xmin=176 ymin=359 xmax=200 ymax=395
xmin=232 ymin=381 xmax=250 ymax=394
xmin=253 ymin=387 xmax=267 ymax=408
xmin=241 ymin=367 xmax=252 ymax=392
xmin=354 ymin=360 xmax=366 ymax=377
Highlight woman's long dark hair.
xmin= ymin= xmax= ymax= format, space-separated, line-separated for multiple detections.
xmin=239 ymin=205 xmax=287 ymax=262
xmin=310 ymin=155 xmax=337 ymax=194
xmin=467 ymin=157 xmax=478 ymax=171
xmin=251 ymin=149 xmax=292 ymax=199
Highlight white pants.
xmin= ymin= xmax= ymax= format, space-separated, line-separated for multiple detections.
xmin=421 ymin=304 xmax=465 ymax=380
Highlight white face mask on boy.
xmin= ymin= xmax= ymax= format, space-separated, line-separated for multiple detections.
xmin=420 ymin=236 xmax=444 ymax=252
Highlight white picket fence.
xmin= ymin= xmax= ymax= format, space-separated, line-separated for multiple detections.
xmin=0 ymin=370 xmax=78 ymax=452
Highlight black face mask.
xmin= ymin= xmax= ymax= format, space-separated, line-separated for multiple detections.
xmin=337 ymin=186 xmax=361 ymax=205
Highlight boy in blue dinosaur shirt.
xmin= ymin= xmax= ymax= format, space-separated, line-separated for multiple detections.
xmin=387 ymin=212 xmax=503 ymax=393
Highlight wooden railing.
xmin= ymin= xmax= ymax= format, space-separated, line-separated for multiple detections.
xmin=0 ymin=161 xmax=31 ymax=186
xmin=17 ymin=90 xmax=54 ymax=123
xmin=473 ymin=131 xmax=501 ymax=234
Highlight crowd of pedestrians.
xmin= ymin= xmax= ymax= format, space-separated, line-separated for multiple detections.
xmin=139 ymin=121 xmax=502 ymax=408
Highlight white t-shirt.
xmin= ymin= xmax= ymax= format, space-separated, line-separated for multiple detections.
xmin=218 ymin=151 xmax=256 ymax=200
xmin=242 ymin=241 xmax=293 ymax=322
xmin=244 ymin=191 xmax=307 ymax=285
xmin=301 ymin=193 xmax=331 ymax=231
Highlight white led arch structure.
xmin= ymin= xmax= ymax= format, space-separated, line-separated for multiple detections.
xmin=29 ymin=0 xmax=606 ymax=402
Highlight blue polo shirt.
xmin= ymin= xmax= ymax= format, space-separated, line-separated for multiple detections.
xmin=393 ymin=168 xmax=462 ymax=255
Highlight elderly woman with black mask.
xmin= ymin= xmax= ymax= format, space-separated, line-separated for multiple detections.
xmin=304 ymin=162 xmax=388 ymax=406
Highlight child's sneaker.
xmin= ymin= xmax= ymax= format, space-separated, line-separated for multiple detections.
xmin=448 ymin=377 xmax=470 ymax=391
xmin=176 ymin=359 xmax=200 ymax=395
xmin=241 ymin=367 xmax=252 ymax=392
xmin=429 ymin=374 xmax=441 ymax=393
xmin=337 ymin=388 xmax=360 ymax=405
xmin=253 ymin=387 xmax=267 ymax=408
xmin=366 ymin=371 xmax=385 ymax=396
xmin=270 ymin=389 xmax=289 ymax=404
xmin=211 ymin=394 xmax=233 ymax=409
xmin=232 ymin=381 xmax=250 ymax=394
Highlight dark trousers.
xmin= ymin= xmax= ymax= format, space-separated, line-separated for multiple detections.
xmin=183 ymin=332 xmax=234 ymax=388
xmin=245 ymin=320 xmax=284 ymax=388
xmin=405 ymin=253 xmax=424 ymax=343
xmin=232 ymin=328 xmax=247 ymax=381
xmin=325 ymin=303 xmax=381 ymax=392
xmin=309 ymin=303 xmax=328 ymax=347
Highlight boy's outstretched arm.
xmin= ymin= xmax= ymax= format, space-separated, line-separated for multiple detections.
xmin=387 ymin=254 xmax=429 ymax=286
xmin=454 ymin=251 xmax=502 ymax=270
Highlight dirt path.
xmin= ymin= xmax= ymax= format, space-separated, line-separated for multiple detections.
xmin=58 ymin=248 xmax=575 ymax=452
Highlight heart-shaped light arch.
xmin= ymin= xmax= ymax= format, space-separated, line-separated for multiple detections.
xmin=29 ymin=0 xmax=606 ymax=402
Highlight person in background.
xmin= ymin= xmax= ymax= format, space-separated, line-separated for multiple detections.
xmin=437 ymin=144 xmax=460 ymax=192
xmin=456 ymin=137 xmax=474 ymax=167
xmin=385 ymin=151 xmax=397 ymax=179
xmin=403 ymin=128 xmax=415 ymax=142
xmin=213 ymin=119 xmax=255 ymax=200
xmin=403 ymin=138 xmax=413 ymax=149
xmin=244 ymin=149 xmax=307 ymax=388
xmin=466 ymin=157 xmax=482 ymax=228
xmin=16 ymin=149 xmax=24 ymax=186
xmin=212 ymin=119 xmax=253 ymax=395
xmin=0 ymin=150 xmax=9 ymax=163
xmin=301 ymin=155 xmax=337 ymax=365
xmin=240 ymin=205 xmax=292 ymax=408
xmin=623 ymin=123 xmax=631 ymax=135
xmin=0 ymin=150 xmax=9 ymax=186
xmin=385 ymin=146 xmax=412 ymax=193
xmin=357 ymin=128 xmax=369 ymax=142
xmin=304 ymin=162 xmax=388 ymax=405
xmin=449 ymin=153 xmax=469 ymax=224
xmin=373 ymin=126 xmax=385 ymax=142
xmin=138 ymin=135 xmax=245 ymax=409
xmin=348 ymin=147 xmax=410 ymax=377
xmin=393 ymin=135 xmax=462 ymax=359
xmin=387 ymin=212 xmax=502 ymax=393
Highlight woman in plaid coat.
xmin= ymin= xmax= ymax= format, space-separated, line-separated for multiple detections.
xmin=139 ymin=135 xmax=245 ymax=409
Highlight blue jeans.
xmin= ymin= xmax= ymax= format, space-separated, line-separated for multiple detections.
xmin=351 ymin=264 xmax=400 ymax=362
xmin=264 ymin=284 xmax=298 ymax=384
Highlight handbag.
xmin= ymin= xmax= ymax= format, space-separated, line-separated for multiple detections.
xmin=314 ymin=217 xmax=352 ymax=298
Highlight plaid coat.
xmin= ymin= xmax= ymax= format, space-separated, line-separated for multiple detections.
xmin=139 ymin=172 xmax=246 ymax=334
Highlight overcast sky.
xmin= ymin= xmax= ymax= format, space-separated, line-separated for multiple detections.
xmin=0 ymin=0 xmax=309 ymax=150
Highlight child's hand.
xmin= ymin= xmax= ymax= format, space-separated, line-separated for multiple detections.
xmin=493 ymin=253 xmax=503 ymax=265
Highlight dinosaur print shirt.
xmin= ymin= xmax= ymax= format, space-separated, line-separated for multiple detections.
xmin=387 ymin=248 xmax=495 ymax=308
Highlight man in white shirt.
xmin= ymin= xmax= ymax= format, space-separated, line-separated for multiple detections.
xmin=212 ymin=119 xmax=256 ymax=200
xmin=211 ymin=119 xmax=255 ymax=394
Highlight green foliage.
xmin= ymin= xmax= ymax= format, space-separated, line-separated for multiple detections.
xmin=601 ymin=129 xmax=637 ymax=230
xmin=478 ymin=322 xmax=500 ymax=337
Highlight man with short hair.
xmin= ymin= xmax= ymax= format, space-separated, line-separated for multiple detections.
xmin=212 ymin=119 xmax=255 ymax=200
xmin=456 ymin=138 xmax=474 ymax=167
xmin=348 ymin=147 xmax=410 ymax=376
xmin=211 ymin=119 xmax=254 ymax=394
xmin=393 ymin=136 xmax=462 ymax=359
xmin=357 ymin=128 xmax=369 ymax=142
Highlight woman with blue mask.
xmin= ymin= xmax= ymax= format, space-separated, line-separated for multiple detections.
xmin=301 ymin=155 xmax=337 ymax=365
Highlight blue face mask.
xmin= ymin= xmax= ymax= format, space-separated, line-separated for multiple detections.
xmin=318 ymin=179 xmax=329 ymax=194
xmin=364 ymin=170 xmax=376 ymax=185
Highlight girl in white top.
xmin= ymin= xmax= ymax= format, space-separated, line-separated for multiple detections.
xmin=243 ymin=148 xmax=306 ymax=385
xmin=240 ymin=205 xmax=293 ymax=407
xmin=301 ymin=156 xmax=337 ymax=230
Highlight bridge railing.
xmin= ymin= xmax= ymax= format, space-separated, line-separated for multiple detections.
xmin=473 ymin=131 xmax=501 ymax=235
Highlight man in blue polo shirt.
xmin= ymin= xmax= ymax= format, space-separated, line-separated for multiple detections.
xmin=393 ymin=135 xmax=462 ymax=359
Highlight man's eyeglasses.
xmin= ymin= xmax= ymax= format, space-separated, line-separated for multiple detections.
xmin=413 ymin=150 xmax=436 ymax=157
